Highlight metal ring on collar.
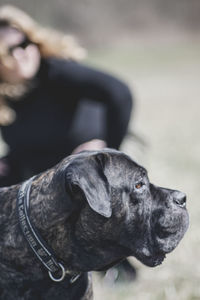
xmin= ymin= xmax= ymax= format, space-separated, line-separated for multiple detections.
xmin=48 ymin=263 xmax=66 ymax=282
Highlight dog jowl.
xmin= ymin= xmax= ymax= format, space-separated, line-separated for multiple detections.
xmin=0 ymin=149 xmax=189 ymax=299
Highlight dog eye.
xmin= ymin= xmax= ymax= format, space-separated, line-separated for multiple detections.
xmin=135 ymin=182 xmax=143 ymax=189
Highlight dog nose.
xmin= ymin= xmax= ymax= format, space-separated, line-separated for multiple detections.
xmin=173 ymin=192 xmax=187 ymax=208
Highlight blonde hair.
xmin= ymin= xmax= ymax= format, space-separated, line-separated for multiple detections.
xmin=0 ymin=5 xmax=86 ymax=125
xmin=0 ymin=5 xmax=86 ymax=60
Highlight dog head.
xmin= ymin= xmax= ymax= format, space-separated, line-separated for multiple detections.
xmin=44 ymin=149 xmax=189 ymax=271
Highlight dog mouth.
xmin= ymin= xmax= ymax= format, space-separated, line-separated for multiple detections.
xmin=154 ymin=218 xmax=189 ymax=254
xmin=133 ymin=225 xmax=181 ymax=267
xmin=147 ymin=253 xmax=166 ymax=267
xmin=155 ymin=225 xmax=178 ymax=239
xmin=135 ymin=250 xmax=166 ymax=267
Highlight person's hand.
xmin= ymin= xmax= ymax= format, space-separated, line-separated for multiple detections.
xmin=72 ymin=139 xmax=107 ymax=154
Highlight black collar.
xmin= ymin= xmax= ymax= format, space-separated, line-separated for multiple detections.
xmin=17 ymin=176 xmax=81 ymax=283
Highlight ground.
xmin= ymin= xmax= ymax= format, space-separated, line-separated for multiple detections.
xmin=86 ymin=33 xmax=200 ymax=300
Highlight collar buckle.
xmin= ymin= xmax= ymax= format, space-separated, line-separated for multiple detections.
xmin=48 ymin=263 xmax=66 ymax=282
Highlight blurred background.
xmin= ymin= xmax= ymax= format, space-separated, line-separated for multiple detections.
xmin=0 ymin=0 xmax=200 ymax=299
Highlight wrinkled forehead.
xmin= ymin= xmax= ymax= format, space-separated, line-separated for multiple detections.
xmin=105 ymin=152 xmax=147 ymax=186
xmin=0 ymin=24 xmax=25 ymax=47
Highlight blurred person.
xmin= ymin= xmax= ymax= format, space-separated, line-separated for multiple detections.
xmin=0 ymin=4 xmax=133 ymax=188
xmin=0 ymin=5 xmax=136 ymax=281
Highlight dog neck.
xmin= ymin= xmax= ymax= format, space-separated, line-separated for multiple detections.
xmin=0 ymin=170 xmax=80 ymax=278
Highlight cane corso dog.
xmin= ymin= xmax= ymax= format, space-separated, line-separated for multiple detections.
xmin=0 ymin=149 xmax=189 ymax=299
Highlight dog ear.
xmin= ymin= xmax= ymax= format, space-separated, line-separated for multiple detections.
xmin=66 ymin=153 xmax=112 ymax=218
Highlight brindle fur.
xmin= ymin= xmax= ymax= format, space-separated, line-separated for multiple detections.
xmin=0 ymin=149 xmax=189 ymax=299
